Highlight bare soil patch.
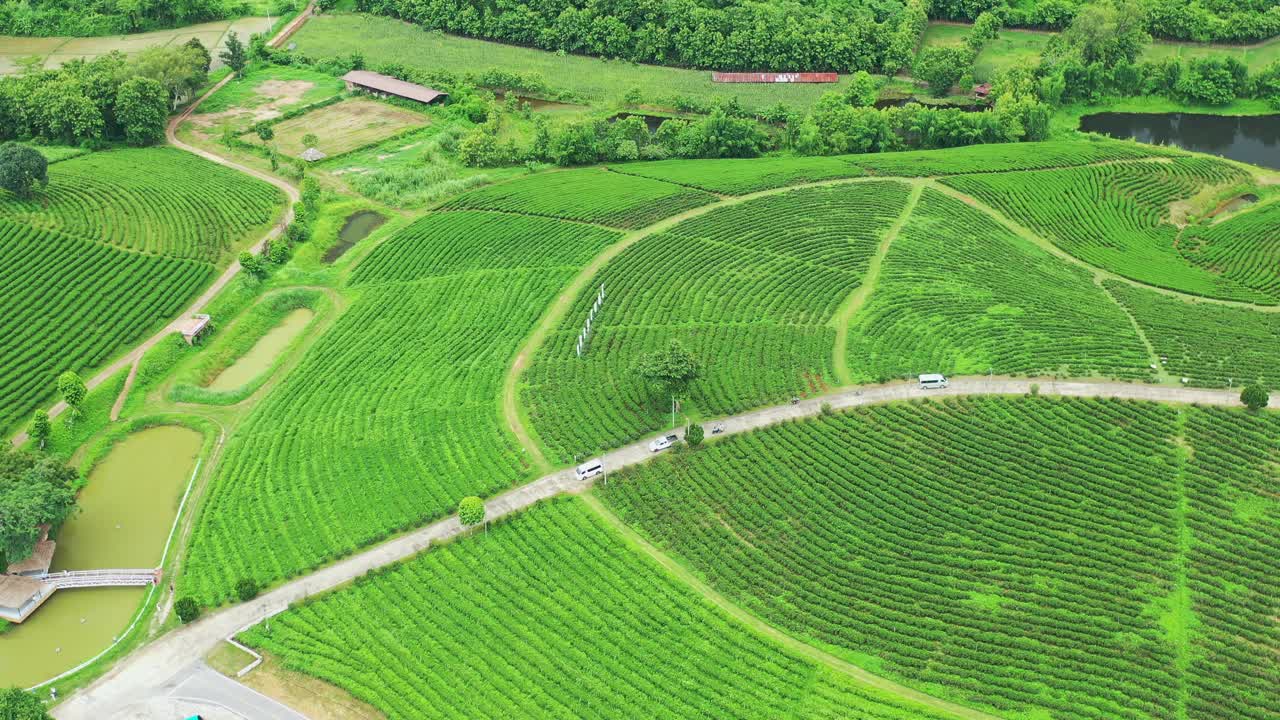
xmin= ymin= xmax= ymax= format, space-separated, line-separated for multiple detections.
xmin=268 ymin=98 xmax=427 ymax=157
xmin=239 ymin=652 xmax=385 ymax=720
xmin=188 ymin=80 xmax=317 ymax=132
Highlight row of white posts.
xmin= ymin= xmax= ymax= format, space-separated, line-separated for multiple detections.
xmin=576 ymin=284 xmax=606 ymax=357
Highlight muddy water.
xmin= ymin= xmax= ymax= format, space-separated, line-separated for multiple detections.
xmin=323 ymin=210 xmax=385 ymax=263
xmin=0 ymin=425 xmax=202 ymax=688
xmin=207 ymin=308 xmax=314 ymax=391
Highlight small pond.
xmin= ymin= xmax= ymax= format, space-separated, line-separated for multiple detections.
xmin=207 ymin=307 xmax=314 ymax=392
xmin=323 ymin=210 xmax=386 ymax=264
xmin=1079 ymin=112 xmax=1280 ymax=171
xmin=0 ymin=425 xmax=202 ymax=688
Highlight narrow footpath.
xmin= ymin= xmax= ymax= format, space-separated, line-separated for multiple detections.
xmin=53 ymin=377 xmax=1262 ymax=720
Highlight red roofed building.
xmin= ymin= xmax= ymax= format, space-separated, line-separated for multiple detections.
xmin=342 ymin=71 xmax=448 ymax=104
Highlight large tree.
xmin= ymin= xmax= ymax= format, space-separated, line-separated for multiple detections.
xmin=635 ymin=339 xmax=702 ymax=401
xmin=220 ymin=31 xmax=248 ymax=78
xmin=0 ymin=450 xmax=78 ymax=570
xmin=115 ymin=76 xmax=168 ymax=146
xmin=1059 ymin=0 xmax=1150 ymax=66
xmin=130 ymin=45 xmax=207 ymax=108
xmin=0 ymin=143 xmax=48 ymax=199
xmin=914 ymin=46 xmax=971 ymax=97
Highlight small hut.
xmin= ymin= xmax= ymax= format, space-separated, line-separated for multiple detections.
xmin=180 ymin=314 xmax=211 ymax=345
xmin=973 ymin=83 xmax=992 ymax=99
xmin=300 ymin=147 xmax=327 ymax=162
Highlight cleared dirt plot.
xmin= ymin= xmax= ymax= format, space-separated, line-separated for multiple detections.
xmin=0 ymin=147 xmax=283 ymax=260
xmin=523 ymin=181 xmax=913 ymax=463
xmin=846 ymin=189 xmax=1152 ymax=382
xmin=942 ymin=158 xmax=1265 ymax=302
xmin=179 ymin=213 xmax=619 ymax=604
xmin=188 ymin=67 xmax=348 ymax=133
xmin=239 ymin=498 xmax=955 ymax=720
xmin=442 ymin=167 xmax=718 ymax=228
xmin=1105 ymin=281 xmax=1280 ymax=387
xmin=267 ymin=98 xmax=428 ymax=158
xmin=602 ymin=396 xmax=1277 ymax=720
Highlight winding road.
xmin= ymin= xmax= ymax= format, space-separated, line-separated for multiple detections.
xmin=53 ymin=376 xmax=1262 ymax=720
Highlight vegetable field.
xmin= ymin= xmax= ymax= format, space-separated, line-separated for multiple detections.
xmin=0 ymin=219 xmax=214 ymax=429
xmin=942 ymin=159 xmax=1264 ymax=302
xmin=522 ymin=181 xmax=913 ymax=463
xmin=179 ymin=211 xmax=618 ymax=604
xmin=0 ymin=148 xmax=282 ymax=261
xmin=848 ymin=139 xmax=1171 ymax=177
xmin=441 ymin=168 xmax=717 ymax=228
xmin=602 ymin=396 xmax=1276 ymax=720
xmin=1178 ymin=201 xmax=1280 ymax=301
xmin=239 ymin=498 xmax=955 ymax=720
xmin=845 ymin=190 xmax=1152 ymax=382
xmin=1105 ymin=282 xmax=1280 ymax=387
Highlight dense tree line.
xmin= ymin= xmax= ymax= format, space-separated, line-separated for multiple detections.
xmin=0 ymin=42 xmax=207 ymax=147
xmin=0 ymin=0 xmax=238 ymax=36
xmin=0 ymin=449 xmax=78 ymax=570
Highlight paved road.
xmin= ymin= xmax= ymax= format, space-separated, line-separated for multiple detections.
xmin=52 ymin=377 xmax=1257 ymax=720
xmin=9 ymin=8 xmax=306 ymax=446
xmin=103 ymin=662 xmax=307 ymax=720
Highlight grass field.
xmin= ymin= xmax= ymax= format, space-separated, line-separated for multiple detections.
xmin=240 ymin=498 xmax=955 ymax=720
xmin=522 ymin=181 xmax=913 ymax=462
xmin=845 ymin=189 xmax=1152 ymax=381
xmin=290 ymin=14 xmax=858 ymax=110
xmin=602 ymin=396 xmax=1278 ymax=720
xmin=265 ymin=98 xmax=427 ymax=157
xmin=179 ymin=211 xmax=621 ymax=604
xmin=0 ymin=147 xmax=283 ymax=260
xmin=941 ymin=158 xmax=1268 ymax=302
xmin=192 ymin=66 xmax=348 ymax=132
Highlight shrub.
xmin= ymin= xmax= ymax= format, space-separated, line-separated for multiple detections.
xmin=1240 ymin=384 xmax=1269 ymax=411
xmin=175 ymin=597 xmax=200 ymax=623
xmin=686 ymin=423 xmax=704 ymax=447
xmin=458 ymin=496 xmax=485 ymax=526
xmin=235 ymin=578 xmax=260 ymax=602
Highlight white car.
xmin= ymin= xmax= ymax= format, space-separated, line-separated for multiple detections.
xmin=649 ymin=434 xmax=679 ymax=452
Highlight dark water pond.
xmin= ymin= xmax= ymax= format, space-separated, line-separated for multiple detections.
xmin=1079 ymin=112 xmax=1280 ymax=170
xmin=324 ymin=210 xmax=386 ymax=264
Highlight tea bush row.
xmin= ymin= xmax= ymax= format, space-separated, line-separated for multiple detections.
xmin=1178 ymin=201 xmax=1280 ymax=301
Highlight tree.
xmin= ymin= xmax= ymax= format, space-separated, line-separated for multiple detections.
xmin=1240 ymin=384 xmax=1269 ymax=411
xmin=0 ymin=143 xmax=48 ymax=199
xmin=220 ymin=31 xmax=248 ymax=78
xmin=239 ymin=251 xmax=268 ymax=279
xmin=966 ymin=11 xmax=1003 ymax=54
xmin=130 ymin=45 xmax=208 ymax=108
xmin=0 ymin=450 xmax=78 ymax=568
xmin=57 ymin=371 xmax=85 ymax=419
xmin=220 ymin=122 xmax=237 ymax=150
xmin=843 ymin=70 xmax=880 ymax=107
xmin=0 ymin=687 xmax=52 ymax=719
xmin=174 ymin=597 xmax=200 ymax=623
xmin=301 ymin=133 xmax=319 ymax=149
xmin=458 ymin=496 xmax=485 ymax=527
xmin=27 ymin=411 xmax=50 ymax=450
xmin=184 ymin=37 xmax=212 ymax=73
xmin=914 ymin=46 xmax=971 ymax=97
xmin=1059 ymin=0 xmax=1149 ymax=66
xmin=685 ymin=423 xmax=704 ymax=448
xmin=115 ymin=76 xmax=167 ymax=146
xmin=635 ymin=339 xmax=702 ymax=407
xmin=254 ymin=122 xmax=274 ymax=143
xmin=235 ymin=577 xmax=259 ymax=602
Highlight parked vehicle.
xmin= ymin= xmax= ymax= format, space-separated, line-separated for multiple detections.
xmin=919 ymin=373 xmax=949 ymax=390
xmin=649 ymin=434 xmax=679 ymax=452
xmin=710 ymin=423 xmax=725 ymax=435
xmin=574 ymin=459 xmax=604 ymax=480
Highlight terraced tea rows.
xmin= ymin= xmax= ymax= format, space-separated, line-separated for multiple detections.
xmin=239 ymin=498 xmax=955 ymax=720
xmin=0 ymin=148 xmax=283 ymax=261
xmin=846 ymin=189 xmax=1151 ymax=382
xmin=441 ymin=167 xmax=717 ymax=228
xmin=1181 ymin=408 xmax=1280 ymax=720
xmin=612 ymin=156 xmax=864 ymax=194
xmin=942 ymin=159 xmax=1264 ymax=302
xmin=603 ymin=397 xmax=1197 ymax=719
xmin=1105 ymin=282 xmax=1280 ymax=388
xmin=0 ymin=219 xmax=213 ymax=428
xmin=1178 ymin=201 xmax=1280 ymax=300
xmin=180 ymin=213 xmax=618 ymax=604
xmin=848 ymin=139 xmax=1170 ymax=177
xmin=522 ymin=181 xmax=913 ymax=463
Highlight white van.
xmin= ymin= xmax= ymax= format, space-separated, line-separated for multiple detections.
xmin=575 ymin=459 xmax=604 ymax=481
xmin=918 ymin=373 xmax=949 ymax=390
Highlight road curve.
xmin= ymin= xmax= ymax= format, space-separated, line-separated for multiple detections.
xmin=52 ymin=377 xmax=1259 ymax=720
xmin=9 ymin=12 xmax=305 ymax=447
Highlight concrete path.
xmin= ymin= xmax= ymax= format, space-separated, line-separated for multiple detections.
xmin=103 ymin=662 xmax=307 ymax=720
xmin=9 ymin=6 xmax=308 ymax=445
xmin=52 ymin=376 xmax=1259 ymax=720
